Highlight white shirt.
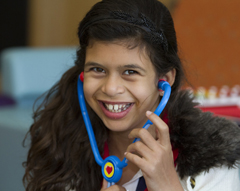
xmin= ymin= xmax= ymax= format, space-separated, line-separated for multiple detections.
xmin=122 ymin=165 xmax=240 ymax=191
xmin=180 ymin=165 xmax=240 ymax=191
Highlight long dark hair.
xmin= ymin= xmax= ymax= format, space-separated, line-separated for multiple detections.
xmin=23 ymin=0 xmax=186 ymax=190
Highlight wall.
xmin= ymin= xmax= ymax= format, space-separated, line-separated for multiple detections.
xmin=28 ymin=0 xmax=100 ymax=46
xmin=173 ymin=0 xmax=240 ymax=89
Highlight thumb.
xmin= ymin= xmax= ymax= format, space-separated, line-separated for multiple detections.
xmin=101 ymin=178 xmax=108 ymax=190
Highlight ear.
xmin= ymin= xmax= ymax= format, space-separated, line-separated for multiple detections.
xmin=160 ymin=68 xmax=176 ymax=87
xmin=158 ymin=69 xmax=176 ymax=96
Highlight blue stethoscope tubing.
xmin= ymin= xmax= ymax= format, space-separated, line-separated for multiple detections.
xmin=77 ymin=76 xmax=171 ymax=186
xmin=77 ymin=77 xmax=104 ymax=166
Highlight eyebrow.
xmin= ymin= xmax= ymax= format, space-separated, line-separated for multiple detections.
xmin=84 ymin=62 xmax=103 ymax=68
xmin=120 ymin=64 xmax=146 ymax=72
xmin=85 ymin=62 xmax=146 ymax=72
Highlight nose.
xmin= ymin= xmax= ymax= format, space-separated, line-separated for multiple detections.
xmin=101 ymin=76 xmax=125 ymax=97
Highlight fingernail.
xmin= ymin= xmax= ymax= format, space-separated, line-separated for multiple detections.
xmin=124 ymin=152 xmax=128 ymax=156
xmin=146 ymin=111 xmax=152 ymax=116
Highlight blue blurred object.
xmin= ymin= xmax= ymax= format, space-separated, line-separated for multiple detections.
xmin=1 ymin=47 xmax=77 ymax=106
xmin=0 ymin=47 xmax=77 ymax=191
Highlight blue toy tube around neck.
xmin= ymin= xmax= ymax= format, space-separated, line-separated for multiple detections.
xmin=77 ymin=76 xmax=171 ymax=186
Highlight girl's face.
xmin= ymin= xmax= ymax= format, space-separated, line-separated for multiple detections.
xmin=83 ymin=40 xmax=160 ymax=133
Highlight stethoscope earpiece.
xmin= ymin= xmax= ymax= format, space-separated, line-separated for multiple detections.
xmin=158 ymin=79 xmax=166 ymax=95
xmin=80 ymin=72 xmax=84 ymax=82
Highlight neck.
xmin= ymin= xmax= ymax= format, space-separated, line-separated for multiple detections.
xmin=108 ymin=125 xmax=157 ymax=160
xmin=108 ymin=130 xmax=133 ymax=160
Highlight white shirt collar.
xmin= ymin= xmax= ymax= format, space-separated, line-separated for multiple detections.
xmin=122 ymin=170 xmax=143 ymax=191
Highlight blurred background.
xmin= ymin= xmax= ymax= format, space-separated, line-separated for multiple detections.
xmin=0 ymin=0 xmax=239 ymax=190
xmin=1 ymin=0 xmax=240 ymax=89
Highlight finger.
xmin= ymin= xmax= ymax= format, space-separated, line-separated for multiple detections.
xmin=128 ymin=128 xmax=158 ymax=151
xmin=146 ymin=111 xmax=171 ymax=146
xmin=124 ymin=151 xmax=148 ymax=171
xmin=101 ymin=178 xmax=108 ymax=190
xmin=126 ymin=140 xmax=153 ymax=160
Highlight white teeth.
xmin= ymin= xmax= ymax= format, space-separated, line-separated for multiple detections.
xmin=104 ymin=103 xmax=131 ymax=113
xmin=108 ymin=104 xmax=113 ymax=110
xmin=114 ymin=104 xmax=119 ymax=111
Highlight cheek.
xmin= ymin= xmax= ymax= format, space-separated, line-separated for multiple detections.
xmin=83 ymin=80 xmax=98 ymax=102
xmin=128 ymin=82 xmax=159 ymax=105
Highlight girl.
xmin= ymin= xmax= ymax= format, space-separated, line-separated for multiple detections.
xmin=23 ymin=0 xmax=240 ymax=190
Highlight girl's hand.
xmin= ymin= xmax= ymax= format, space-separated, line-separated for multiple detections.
xmin=125 ymin=111 xmax=183 ymax=191
xmin=100 ymin=178 xmax=126 ymax=191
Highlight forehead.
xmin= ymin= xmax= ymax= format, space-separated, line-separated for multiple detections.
xmin=85 ymin=40 xmax=153 ymax=68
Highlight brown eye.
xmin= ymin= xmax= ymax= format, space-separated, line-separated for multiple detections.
xmin=123 ymin=70 xmax=138 ymax=75
xmin=91 ymin=67 xmax=105 ymax=73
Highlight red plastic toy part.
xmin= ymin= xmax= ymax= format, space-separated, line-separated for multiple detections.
xmin=80 ymin=72 xmax=84 ymax=82
xmin=158 ymin=79 xmax=166 ymax=92
xmin=158 ymin=79 xmax=166 ymax=82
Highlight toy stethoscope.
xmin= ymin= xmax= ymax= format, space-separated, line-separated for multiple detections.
xmin=77 ymin=72 xmax=171 ymax=187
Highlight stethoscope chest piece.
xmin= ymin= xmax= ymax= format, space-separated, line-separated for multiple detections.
xmin=102 ymin=156 xmax=127 ymax=183
xmin=102 ymin=156 xmax=122 ymax=182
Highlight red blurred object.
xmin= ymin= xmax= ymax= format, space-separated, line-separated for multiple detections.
xmin=199 ymin=105 xmax=240 ymax=126
xmin=200 ymin=105 xmax=240 ymax=118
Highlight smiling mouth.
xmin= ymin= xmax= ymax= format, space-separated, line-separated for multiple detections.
xmin=102 ymin=102 xmax=133 ymax=113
